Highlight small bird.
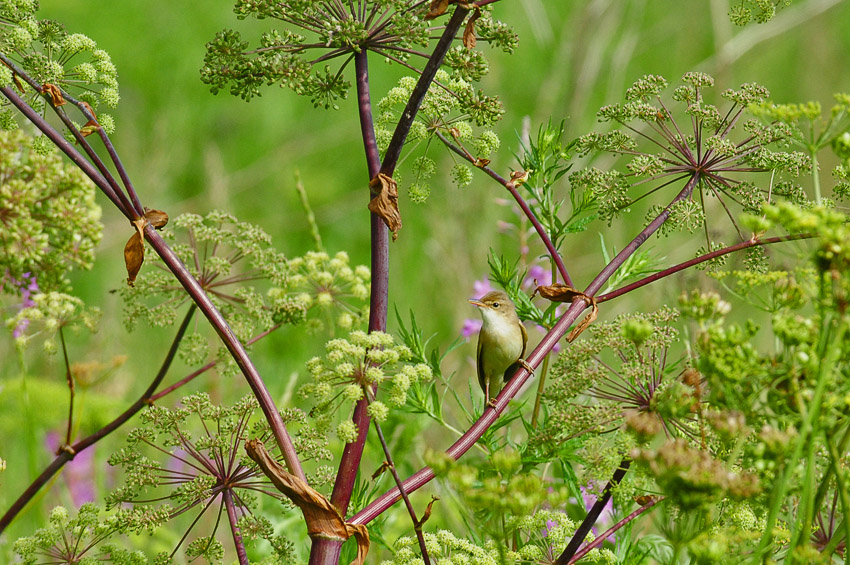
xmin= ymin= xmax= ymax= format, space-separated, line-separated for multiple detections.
xmin=469 ymin=290 xmax=534 ymax=407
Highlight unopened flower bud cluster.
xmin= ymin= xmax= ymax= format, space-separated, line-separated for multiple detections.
xmin=301 ymin=330 xmax=432 ymax=443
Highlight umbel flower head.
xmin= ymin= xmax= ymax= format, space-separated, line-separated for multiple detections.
xmin=0 ymin=129 xmax=102 ymax=293
xmin=541 ymin=308 xmax=694 ymax=443
xmin=0 ymin=2 xmax=119 ymax=124
xmin=106 ymin=394 xmax=309 ymax=563
xmin=301 ymin=330 xmax=432 ymax=442
xmin=13 ymin=504 xmax=151 ymax=565
xmin=201 ymin=0 xmax=517 ymax=108
xmin=572 ymin=72 xmax=812 ymax=264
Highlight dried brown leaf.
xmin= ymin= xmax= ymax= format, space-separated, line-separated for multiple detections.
xmin=415 ymin=496 xmax=440 ymax=530
xmin=463 ymin=9 xmax=481 ymax=49
xmin=79 ymin=120 xmax=101 ymax=137
xmin=144 ymin=207 xmax=169 ymax=229
xmin=246 ymin=439 xmax=370 ymax=565
xmin=510 ymin=170 xmax=529 ymax=187
xmin=532 ymin=283 xmax=599 ymax=342
xmin=531 ymin=283 xmax=584 ymax=303
xmin=41 ymin=83 xmax=66 ymax=107
xmin=368 ymin=173 xmax=402 ymax=241
xmin=371 ymin=462 xmax=391 ymax=480
xmin=124 ymin=230 xmax=144 ymax=287
xmin=425 ymin=0 xmax=450 ymax=19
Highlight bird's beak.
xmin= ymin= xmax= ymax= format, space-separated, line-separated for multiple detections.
xmin=468 ymin=298 xmax=485 ymax=308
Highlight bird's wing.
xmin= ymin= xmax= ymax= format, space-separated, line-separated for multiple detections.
xmin=503 ymin=322 xmax=529 ymax=383
xmin=476 ymin=335 xmax=486 ymax=393
xmin=520 ymin=322 xmax=528 ymax=358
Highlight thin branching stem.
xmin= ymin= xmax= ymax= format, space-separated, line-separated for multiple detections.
xmin=435 ymin=130 xmax=574 ymax=287
xmin=0 ymin=306 xmax=197 ymax=533
xmin=556 ymin=459 xmax=632 ymax=564
xmin=366 ymin=391 xmax=432 ymax=564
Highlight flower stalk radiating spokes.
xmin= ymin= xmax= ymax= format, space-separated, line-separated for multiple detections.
xmin=573 ymin=72 xmax=811 ymax=250
xmin=107 ymin=394 xmax=313 ymax=562
xmin=202 ymin=0 xmax=516 ymax=108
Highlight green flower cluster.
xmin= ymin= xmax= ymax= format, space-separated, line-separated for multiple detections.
xmin=7 ymin=291 xmax=100 ymax=352
xmin=201 ymin=1 xmax=515 ymax=109
xmin=542 ymin=308 xmax=682 ymax=442
xmin=0 ymin=2 xmax=118 ymax=121
xmin=729 ymin=0 xmax=791 ymax=26
xmin=0 ymin=129 xmax=102 ymax=293
xmin=382 ymin=529 xmax=504 ymax=565
xmin=510 ymin=509 xmax=617 ymax=564
xmin=106 ymin=394 xmax=300 ymax=563
xmin=286 ymin=250 xmax=371 ymax=332
xmin=300 ymin=330 xmax=431 ymax=443
xmin=376 ymin=69 xmax=503 ymax=200
xmin=14 ymin=504 xmax=156 ymax=565
xmin=573 ymin=72 xmax=812 ymax=249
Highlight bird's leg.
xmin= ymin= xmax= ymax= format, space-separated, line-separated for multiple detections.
xmin=518 ymin=358 xmax=534 ymax=374
xmin=485 ymin=382 xmax=497 ymax=409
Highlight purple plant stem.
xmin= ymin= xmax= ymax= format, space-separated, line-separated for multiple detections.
xmin=0 ymin=305 xmax=196 ymax=533
xmin=556 ymin=459 xmax=631 ymax=565
xmin=350 ymin=174 xmax=702 ymax=525
xmin=597 ymin=233 xmax=813 ymax=303
xmin=567 ymin=495 xmax=663 ymax=564
xmin=2 ymin=80 xmax=304 ymax=483
xmin=314 ymin=47 xmax=384 ymax=565
xmin=223 ymin=489 xmax=249 ymax=565
xmin=0 ymin=85 xmax=131 ymax=218
xmin=435 ymin=130 xmax=574 ymax=287
xmin=317 ymin=11 xmax=470 ymax=562
xmin=379 ymin=6 xmax=469 ymax=176
xmin=144 ymin=226 xmax=304 ymax=481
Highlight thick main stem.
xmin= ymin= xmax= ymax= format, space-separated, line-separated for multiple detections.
xmin=351 ymin=174 xmax=701 ymax=525
xmin=314 ymin=49 xmax=384 ymax=565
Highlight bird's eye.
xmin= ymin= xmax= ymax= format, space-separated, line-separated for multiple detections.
xmin=492 ymin=302 xmax=500 ymax=308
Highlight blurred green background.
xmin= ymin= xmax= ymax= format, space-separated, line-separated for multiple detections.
xmin=2 ymin=0 xmax=850 ymax=560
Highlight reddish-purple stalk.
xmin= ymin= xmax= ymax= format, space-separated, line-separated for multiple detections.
xmin=0 ymin=305 xmax=197 ymax=533
xmin=316 ymin=9 xmax=471 ymax=564
xmin=317 ymin=48 xmax=382 ymax=565
xmin=567 ymin=496 xmax=663 ymax=564
xmin=223 ymin=489 xmax=249 ymax=565
xmin=0 ymin=78 xmax=305 ymax=483
xmin=597 ymin=233 xmax=813 ymax=303
xmin=351 ymin=175 xmax=703 ymax=525
xmin=434 ymin=130 xmax=574 ymax=286
xmin=556 ymin=459 xmax=631 ymax=564
xmin=0 ymin=85 xmax=131 ymax=217
xmin=0 ymin=54 xmax=141 ymax=217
